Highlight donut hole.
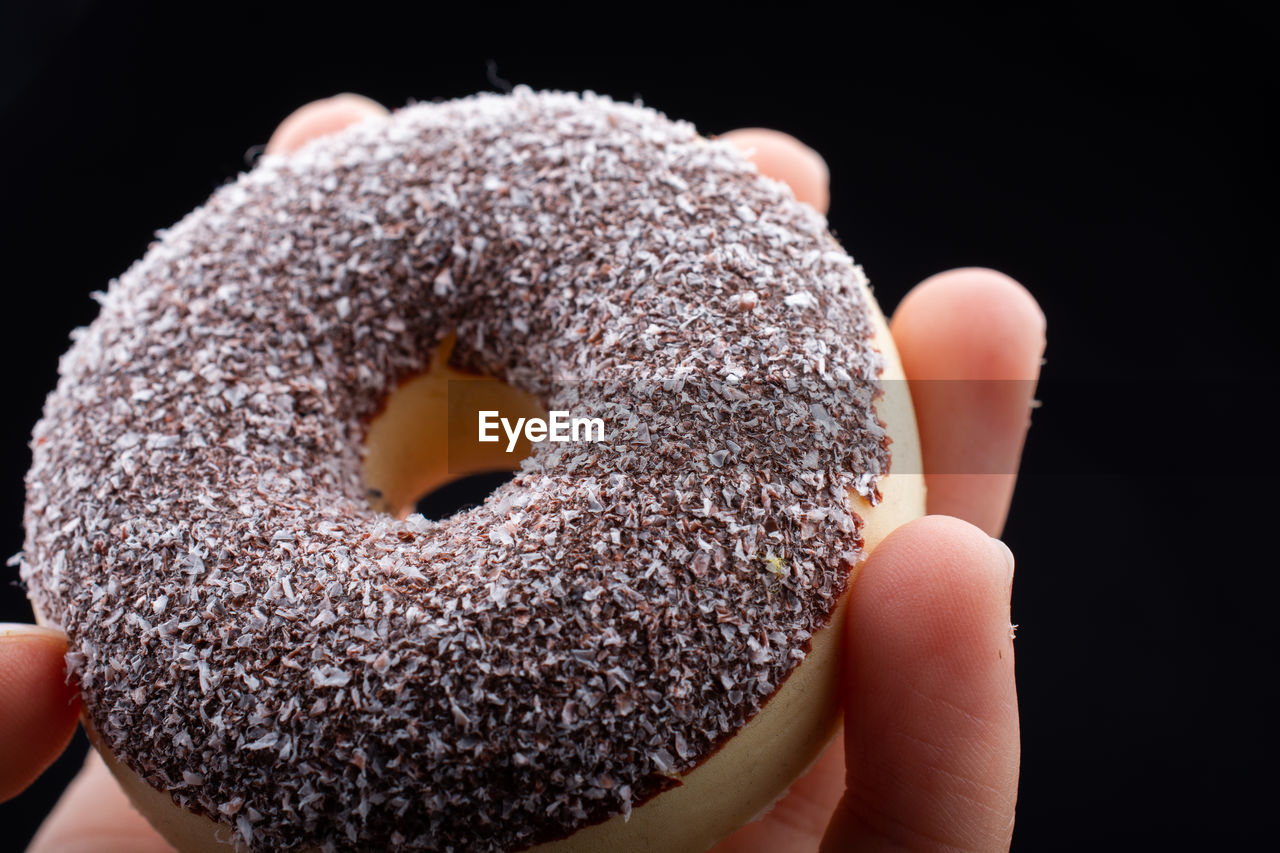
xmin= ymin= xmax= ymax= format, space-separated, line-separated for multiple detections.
xmin=412 ymin=470 xmax=518 ymax=520
xmin=363 ymin=335 xmax=547 ymax=520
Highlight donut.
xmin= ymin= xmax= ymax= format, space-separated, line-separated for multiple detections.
xmin=20 ymin=88 xmax=924 ymax=851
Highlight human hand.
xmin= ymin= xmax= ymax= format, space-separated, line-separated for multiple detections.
xmin=6 ymin=96 xmax=1044 ymax=852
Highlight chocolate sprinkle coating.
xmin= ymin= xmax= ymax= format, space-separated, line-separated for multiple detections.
xmin=19 ymin=89 xmax=890 ymax=851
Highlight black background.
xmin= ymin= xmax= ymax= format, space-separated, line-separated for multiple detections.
xmin=1 ymin=4 xmax=1275 ymax=851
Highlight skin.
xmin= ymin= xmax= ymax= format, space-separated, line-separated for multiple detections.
xmin=6 ymin=97 xmax=1045 ymax=852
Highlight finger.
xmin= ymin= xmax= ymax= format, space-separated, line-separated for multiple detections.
xmin=890 ymin=268 xmax=1046 ymax=536
xmin=719 ymin=128 xmax=831 ymax=214
xmin=0 ymin=624 xmax=80 ymax=802
xmin=28 ymin=750 xmax=174 ymax=852
xmin=264 ymin=93 xmax=389 ymax=155
xmin=823 ymin=516 xmax=1019 ymax=852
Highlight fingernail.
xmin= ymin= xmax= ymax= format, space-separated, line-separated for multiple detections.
xmin=0 ymin=623 xmax=69 ymax=644
xmin=990 ymin=537 xmax=1015 ymax=590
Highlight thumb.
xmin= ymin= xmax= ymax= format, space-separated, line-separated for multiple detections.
xmin=0 ymin=624 xmax=81 ymax=802
xmin=823 ymin=516 xmax=1020 ymax=851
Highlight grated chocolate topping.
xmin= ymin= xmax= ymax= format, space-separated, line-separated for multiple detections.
xmin=18 ymin=88 xmax=890 ymax=851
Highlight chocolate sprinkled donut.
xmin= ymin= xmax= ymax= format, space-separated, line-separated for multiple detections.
xmin=20 ymin=88 xmax=904 ymax=851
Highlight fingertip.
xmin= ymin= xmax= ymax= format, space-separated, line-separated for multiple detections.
xmin=265 ymin=93 xmax=390 ymax=155
xmin=831 ymin=515 xmax=1019 ymax=851
xmin=889 ymin=268 xmax=1045 ymax=533
xmin=849 ymin=516 xmax=1014 ymax=654
xmin=719 ymin=128 xmax=830 ymax=214
xmin=911 ymin=266 xmax=1044 ymax=331
xmin=0 ymin=624 xmax=81 ymax=802
xmin=892 ymin=267 xmax=1046 ymax=381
